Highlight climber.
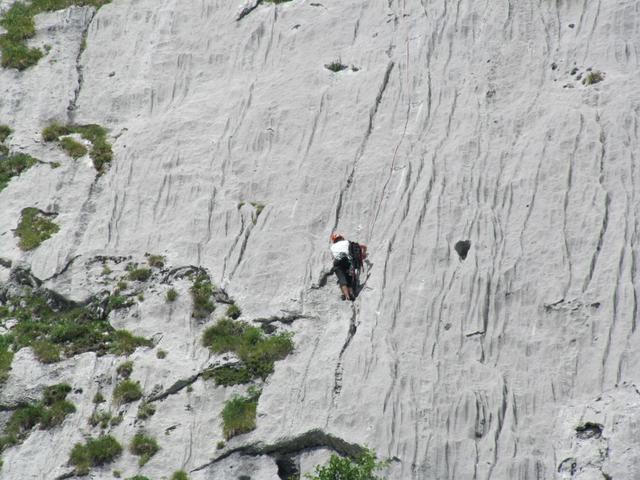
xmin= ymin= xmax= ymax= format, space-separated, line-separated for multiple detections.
xmin=329 ymin=233 xmax=367 ymax=301
xmin=330 ymin=233 xmax=354 ymax=301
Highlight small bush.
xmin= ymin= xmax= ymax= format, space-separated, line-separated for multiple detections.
xmin=101 ymin=266 xmax=112 ymax=275
xmin=127 ymin=476 xmax=151 ymax=480
xmin=136 ymin=402 xmax=156 ymax=420
xmin=116 ymin=360 xmax=133 ymax=378
xmin=202 ymin=365 xmax=252 ymax=386
xmin=190 ymin=274 xmax=215 ymax=318
xmin=0 ymin=125 xmax=11 ymax=143
xmin=69 ymin=435 xmax=122 ymax=475
xmin=93 ymin=392 xmax=105 ymax=404
xmin=171 ymin=470 xmax=189 ymax=480
xmin=113 ymin=379 xmax=143 ymax=404
xmin=304 ymin=448 xmax=388 ymax=480
xmin=0 ymin=152 xmax=38 ymax=192
xmin=116 ymin=280 xmax=128 ymax=290
xmin=166 ymin=288 xmax=178 ymax=302
xmin=42 ymin=122 xmax=71 ymax=142
xmin=108 ymin=295 xmax=132 ymax=311
xmin=130 ymin=433 xmax=159 ymax=466
xmin=202 ymin=318 xmax=294 ymax=381
xmin=221 ymin=387 xmax=260 ymax=440
xmin=216 ymin=440 xmax=225 ymax=450
xmin=43 ymin=383 xmax=72 ymax=405
xmin=156 ymin=349 xmax=167 ymax=359
xmin=147 ymin=254 xmax=165 ymax=268
xmin=325 ymin=60 xmax=348 ymax=72
xmin=226 ymin=304 xmax=241 ymax=319
xmin=59 ymin=136 xmax=87 ymax=159
xmin=15 ymin=207 xmax=59 ymax=251
xmin=89 ymin=410 xmax=112 ymax=429
xmin=128 ymin=268 xmax=151 ymax=282
xmin=110 ymin=414 xmax=123 ymax=427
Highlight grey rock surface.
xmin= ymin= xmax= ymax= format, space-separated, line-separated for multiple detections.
xmin=1 ymin=0 xmax=640 ymax=479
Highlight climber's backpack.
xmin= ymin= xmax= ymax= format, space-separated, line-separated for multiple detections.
xmin=349 ymin=242 xmax=367 ymax=270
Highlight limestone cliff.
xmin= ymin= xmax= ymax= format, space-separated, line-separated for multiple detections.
xmin=1 ymin=0 xmax=639 ymax=478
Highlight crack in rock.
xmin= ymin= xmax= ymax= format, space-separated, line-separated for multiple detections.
xmin=191 ymin=429 xmax=366 ymax=473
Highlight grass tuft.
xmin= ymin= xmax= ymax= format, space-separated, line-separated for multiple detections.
xmin=583 ymin=70 xmax=604 ymax=86
xmin=59 ymin=136 xmax=87 ymax=159
xmin=113 ymin=379 xmax=143 ymax=404
xmin=221 ymin=387 xmax=260 ymax=440
xmin=190 ymin=273 xmax=215 ymax=318
xmin=226 ymin=304 xmax=241 ymax=319
xmin=166 ymin=288 xmax=178 ymax=302
xmin=15 ymin=207 xmax=59 ymax=251
xmin=69 ymin=435 xmax=122 ymax=475
xmin=171 ymin=471 xmax=189 ymax=480
xmin=0 ymin=125 xmax=12 ymax=143
xmin=116 ymin=360 xmax=133 ymax=378
xmin=130 ymin=432 xmax=159 ymax=466
xmin=0 ymin=153 xmax=38 ymax=192
xmin=146 ymin=254 xmax=165 ymax=268
xmin=325 ymin=60 xmax=348 ymax=72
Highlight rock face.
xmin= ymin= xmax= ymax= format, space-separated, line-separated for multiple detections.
xmin=1 ymin=0 xmax=639 ymax=479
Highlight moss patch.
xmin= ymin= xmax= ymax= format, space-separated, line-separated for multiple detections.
xmin=69 ymin=434 xmax=122 ymax=475
xmin=0 ymin=1 xmax=111 ymax=70
xmin=15 ymin=207 xmax=59 ymax=251
xmin=221 ymin=387 xmax=260 ymax=440
xmin=43 ymin=122 xmax=113 ymax=172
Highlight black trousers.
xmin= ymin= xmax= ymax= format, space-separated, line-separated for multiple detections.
xmin=333 ymin=257 xmax=352 ymax=287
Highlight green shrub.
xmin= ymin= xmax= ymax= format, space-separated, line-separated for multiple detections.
xmin=116 ymin=360 xmax=133 ymax=378
xmin=110 ymin=414 xmax=123 ymax=426
xmin=59 ymin=136 xmax=87 ymax=158
xmin=113 ymin=379 xmax=142 ymax=404
xmin=15 ymin=207 xmax=59 ymax=251
xmin=216 ymin=440 xmax=225 ymax=449
xmin=202 ymin=364 xmax=252 ymax=386
xmin=0 ymin=152 xmax=38 ymax=192
xmin=156 ymin=349 xmax=167 ymax=359
xmin=221 ymin=387 xmax=260 ymax=440
xmin=69 ymin=435 xmax=122 ymax=475
xmin=136 ymin=402 xmax=156 ymax=420
xmin=43 ymin=383 xmax=72 ymax=405
xmin=325 ymin=60 xmax=347 ymax=72
xmin=128 ymin=476 xmax=151 ymax=480
xmin=130 ymin=433 xmax=159 ymax=466
xmin=93 ymin=391 xmax=105 ymax=404
xmin=147 ymin=254 xmax=165 ymax=268
xmin=166 ymin=288 xmax=178 ymax=302
xmin=128 ymin=267 xmax=151 ymax=282
xmin=202 ymin=318 xmax=293 ymax=381
xmin=0 ymin=125 xmax=11 ymax=143
xmin=226 ymin=304 xmax=241 ymax=319
xmin=171 ymin=471 xmax=189 ymax=480
xmin=116 ymin=280 xmax=128 ymax=290
xmin=304 ymin=448 xmax=388 ymax=480
xmin=190 ymin=274 xmax=215 ymax=318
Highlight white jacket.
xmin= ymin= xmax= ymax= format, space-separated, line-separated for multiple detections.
xmin=330 ymin=240 xmax=350 ymax=260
